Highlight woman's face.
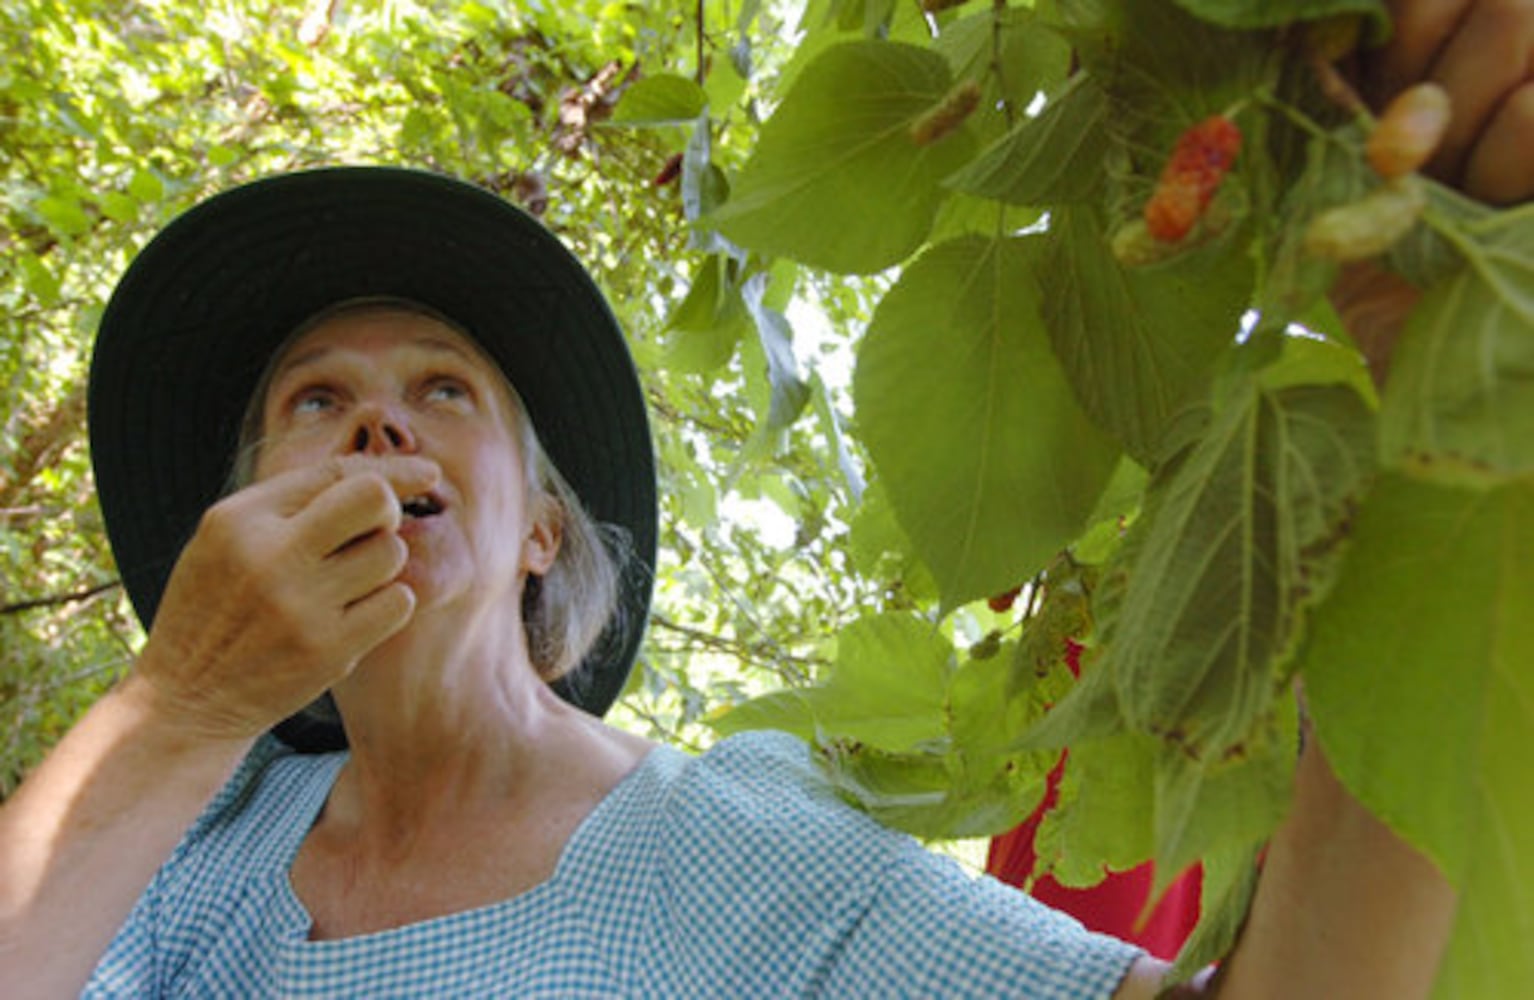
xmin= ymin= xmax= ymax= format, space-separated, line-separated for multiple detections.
xmin=252 ymin=307 xmax=558 ymax=614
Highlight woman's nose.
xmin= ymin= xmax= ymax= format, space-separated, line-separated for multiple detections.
xmin=348 ymin=404 xmax=416 ymax=455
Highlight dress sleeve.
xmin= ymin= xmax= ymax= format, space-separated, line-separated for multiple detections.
xmin=78 ymin=734 xmax=294 ymax=998
xmin=818 ymin=841 xmax=1144 ymax=1000
xmin=79 ymin=873 xmax=164 ymax=998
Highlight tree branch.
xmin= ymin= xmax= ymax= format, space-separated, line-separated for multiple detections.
xmin=0 ymin=580 xmax=121 ymax=616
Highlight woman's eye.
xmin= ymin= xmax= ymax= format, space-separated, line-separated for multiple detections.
xmin=423 ymin=378 xmax=471 ymax=404
xmin=291 ymin=389 xmax=337 ymax=415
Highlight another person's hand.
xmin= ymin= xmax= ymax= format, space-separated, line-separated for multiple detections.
xmin=124 ymin=454 xmax=440 ymax=741
xmin=1333 ymin=0 xmax=1534 ymax=386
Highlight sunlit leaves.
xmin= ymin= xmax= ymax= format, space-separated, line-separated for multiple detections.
xmin=712 ymin=612 xmax=953 ymax=749
xmin=854 ymin=236 xmax=1120 ymax=608
xmin=708 ymin=41 xmax=978 ymax=274
xmin=1303 ymin=473 xmax=1534 ymax=1000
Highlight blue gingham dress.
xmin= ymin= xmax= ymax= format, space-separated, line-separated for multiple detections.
xmin=84 ymin=730 xmax=1141 ymax=998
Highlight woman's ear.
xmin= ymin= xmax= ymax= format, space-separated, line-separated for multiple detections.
xmin=521 ymin=495 xmax=563 ymax=575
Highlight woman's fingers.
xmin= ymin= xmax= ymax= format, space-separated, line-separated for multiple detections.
xmin=338 ymin=580 xmax=418 ymax=655
xmin=1373 ymin=0 xmax=1474 ymax=101
xmin=1462 ymin=80 xmax=1534 ymax=202
xmin=322 ymin=529 xmax=410 ymax=609
xmin=293 ymin=471 xmax=403 ymax=559
xmin=250 ymin=453 xmax=439 ymax=520
xmin=1420 ymin=0 xmax=1534 ymax=186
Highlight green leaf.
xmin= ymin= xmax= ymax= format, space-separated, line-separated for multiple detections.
xmin=811 ymin=372 xmax=866 ymax=501
xmin=665 ymin=255 xmax=749 ymax=374
xmin=818 ymin=736 xmax=1048 ymax=839
xmin=35 ymin=194 xmax=91 ymax=238
xmin=18 ymin=254 xmax=61 ymax=306
xmin=1040 ymin=204 xmax=1255 ymax=465
xmin=854 ymin=236 xmax=1120 ymax=608
xmin=1013 ymin=648 xmax=1123 ymax=751
xmin=1150 ymin=701 xmax=1295 ymax=887
xmin=741 ymin=270 xmax=811 ymax=432
xmin=1166 ymin=840 xmax=1263 ymax=985
xmin=1034 ymin=732 xmax=1155 ymax=887
xmin=933 ymin=5 xmax=1070 ymax=140
xmin=1256 ymin=330 xmax=1376 ymax=406
xmin=710 ymin=612 xmax=953 ymax=750
xmin=1170 ymin=0 xmax=1388 ymax=33
xmin=1380 ymin=204 xmax=1534 ymax=482
xmin=611 ymin=72 xmax=708 ymax=125
xmin=127 ymin=167 xmax=164 ymax=204
xmin=847 ymin=480 xmax=940 ymax=605
xmin=1303 ymin=472 xmax=1534 ymax=1000
xmin=707 ymin=41 xmax=977 ymax=274
xmin=1106 ymin=381 xmax=1374 ymax=757
xmin=98 ymin=191 xmax=137 ymax=224
xmin=945 ymin=74 xmax=1113 ymax=206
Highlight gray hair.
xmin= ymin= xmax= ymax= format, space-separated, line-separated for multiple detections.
xmin=229 ymin=298 xmax=626 ymax=683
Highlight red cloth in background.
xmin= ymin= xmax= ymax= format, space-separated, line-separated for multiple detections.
xmin=985 ymin=755 xmax=1203 ymax=960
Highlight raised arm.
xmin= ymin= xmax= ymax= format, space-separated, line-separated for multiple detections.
xmin=0 ymin=455 xmax=432 ymax=998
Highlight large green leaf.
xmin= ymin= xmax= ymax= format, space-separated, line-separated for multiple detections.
xmin=854 ymin=236 xmax=1121 ymax=608
xmin=1303 ymin=473 xmax=1534 ymax=1000
xmin=1380 ymin=204 xmax=1534 ymax=483
xmin=1040 ymin=204 xmax=1256 ymax=465
xmin=707 ymin=41 xmax=977 ymax=274
xmin=1106 ymin=381 xmax=1374 ymax=757
xmin=945 ymin=74 xmax=1113 ymax=207
xmin=710 ymin=612 xmax=953 ymax=751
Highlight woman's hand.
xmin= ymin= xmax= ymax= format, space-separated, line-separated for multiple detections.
xmin=1334 ymin=0 xmax=1534 ymax=387
xmin=127 ymin=454 xmax=441 ymax=741
xmin=1368 ymin=0 xmax=1534 ymax=203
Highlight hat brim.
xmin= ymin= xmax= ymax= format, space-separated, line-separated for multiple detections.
xmin=89 ymin=167 xmax=656 ymax=749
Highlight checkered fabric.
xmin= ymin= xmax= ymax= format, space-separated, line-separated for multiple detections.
xmin=84 ymin=730 xmax=1141 ymax=998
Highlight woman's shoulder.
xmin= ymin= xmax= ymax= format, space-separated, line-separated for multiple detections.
xmin=637 ymin=729 xmax=909 ymax=872
xmin=162 ymin=733 xmax=342 ymax=875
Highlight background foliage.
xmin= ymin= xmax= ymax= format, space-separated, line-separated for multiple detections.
xmin=4 ymin=1 xmax=1529 ymax=995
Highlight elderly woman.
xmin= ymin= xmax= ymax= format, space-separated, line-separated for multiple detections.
xmin=2 ymin=1 xmax=1525 ymax=993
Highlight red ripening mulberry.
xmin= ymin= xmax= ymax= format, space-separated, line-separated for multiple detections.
xmin=987 ymin=585 xmax=1023 ymax=614
xmin=653 ymin=152 xmax=684 ymax=187
xmin=1144 ymin=115 xmax=1242 ymax=244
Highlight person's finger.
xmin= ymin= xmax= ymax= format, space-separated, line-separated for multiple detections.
xmin=1371 ymin=0 xmax=1474 ymax=102
xmin=336 ymin=580 xmax=417 ymax=657
xmin=295 ymin=472 xmax=404 ymax=558
xmin=1463 ymin=80 xmax=1534 ymax=202
xmin=248 ymin=454 xmax=440 ymax=518
xmin=322 ymin=531 xmax=410 ymax=608
xmin=1423 ymin=0 xmax=1534 ymax=184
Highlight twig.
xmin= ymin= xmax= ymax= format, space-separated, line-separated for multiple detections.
xmin=0 ymin=580 xmax=121 ymax=616
xmin=696 ymin=0 xmax=707 ymax=87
